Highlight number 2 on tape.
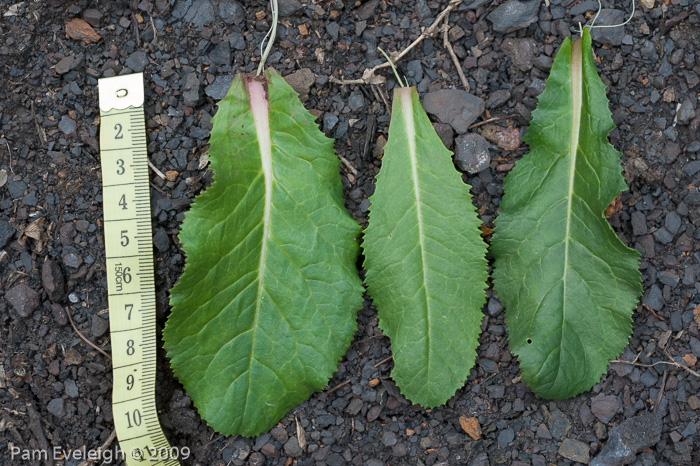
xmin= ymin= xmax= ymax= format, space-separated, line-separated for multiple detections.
xmin=98 ymin=73 xmax=181 ymax=465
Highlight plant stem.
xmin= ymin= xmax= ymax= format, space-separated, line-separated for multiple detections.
xmin=378 ymin=47 xmax=406 ymax=88
xmin=257 ymin=0 xmax=279 ymax=75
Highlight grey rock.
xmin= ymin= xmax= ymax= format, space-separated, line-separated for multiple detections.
xmin=591 ymin=394 xmax=620 ymax=424
xmin=59 ymin=115 xmax=77 ymax=135
xmin=471 ymin=452 xmax=490 ymax=466
xmin=653 ymin=227 xmax=673 ymax=244
xmin=433 ymin=123 xmax=454 ymax=149
xmin=454 ymin=133 xmax=490 ymax=174
xmin=209 ymin=41 xmax=231 ymax=66
xmin=533 ymin=54 xmax=553 ymax=71
xmin=559 ymin=438 xmax=590 ymax=463
xmin=488 ymin=0 xmax=541 ymax=33
xmin=360 ymin=198 xmax=371 ymax=213
xmin=248 ymin=451 xmax=265 ymax=465
xmin=55 ymin=56 xmax=74 ymax=75
xmin=65 ymin=379 xmax=79 ymax=398
xmin=487 ymin=297 xmax=504 ymax=316
xmin=486 ymin=89 xmax=511 ymax=109
xmin=6 ymin=284 xmax=40 ymax=317
xmin=278 ymin=0 xmax=302 ymax=17
xmin=0 ymin=220 xmax=14 ymax=248
xmin=316 ymin=414 xmax=335 ymax=427
xmin=406 ymin=60 xmax=423 ymax=84
xmin=355 ymin=0 xmax=379 ymax=20
xmin=682 ymin=160 xmax=700 ymax=177
xmin=348 ymin=93 xmax=365 ymax=112
xmin=570 ymin=0 xmax=598 ymax=15
xmin=461 ymin=0 xmax=491 ymax=8
xmin=7 ymin=180 xmax=26 ymax=199
xmin=536 ymin=423 xmax=552 ymax=439
xmin=548 ymin=410 xmax=572 ymax=440
xmin=676 ymin=99 xmax=695 ymax=125
xmin=125 ymin=51 xmax=148 ymax=72
xmin=63 ymin=250 xmax=83 ymax=268
xmin=392 ymin=443 xmax=409 ymax=457
xmin=153 ymin=228 xmax=170 ymax=253
xmin=184 ymin=0 xmax=216 ymax=29
xmin=685 ymin=188 xmax=700 ymax=205
xmin=218 ymin=0 xmax=244 ymax=25
xmin=498 ymin=428 xmax=515 ymax=448
xmin=283 ymin=437 xmax=302 ymax=458
xmin=91 ymin=315 xmax=109 ymax=338
xmin=22 ymin=191 xmax=37 ymax=206
xmin=345 ymin=398 xmax=363 ymax=416
xmin=82 ymin=9 xmax=102 ymax=27
xmin=423 ymin=89 xmax=484 ymax=134
xmin=205 ymin=75 xmax=234 ymax=100
xmin=323 ymin=113 xmax=339 ymax=131
xmin=382 ymin=431 xmax=397 ymax=447
xmin=589 ymin=10 xmax=626 ymax=46
xmin=501 ymin=38 xmax=537 ymax=72
xmin=665 ymin=211 xmax=681 ymax=234
xmin=284 ymin=68 xmax=315 ymax=100
xmin=327 ymin=453 xmax=346 ymax=466
xmin=47 ymin=398 xmax=65 ymax=418
xmin=658 ymin=271 xmax=680 ymax=288
xmin=42 ymin=260 xmax=66 ymax=302
xmin=590 ymin=411 xmax=661 ymax=465
xmin=643 ymin=284 xmax=664 ymax=311
xmin=51 ymin=303 xmax=68 ymax=326
xmin=229 ymin=437 xmax=251 ymax=461
xmin=630 ymin=211 xmax=647 ymax=236
xmin=326 ymin=22 xmax=340 ymax=41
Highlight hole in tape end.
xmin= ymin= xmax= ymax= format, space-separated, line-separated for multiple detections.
xmin=116 ymin=88 xmax=129 ymax=98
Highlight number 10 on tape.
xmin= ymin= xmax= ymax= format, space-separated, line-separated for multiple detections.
xmin=98 ymin=73 xmax=180 ymax=465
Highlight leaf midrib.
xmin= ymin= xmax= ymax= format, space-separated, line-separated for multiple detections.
xmin=560 ymin=38 xmax=583 ymax=367
xmin=400 ymin=87 xmax=432 ymax=382
xmin=247 ymin=78 xmax=274 ymax=416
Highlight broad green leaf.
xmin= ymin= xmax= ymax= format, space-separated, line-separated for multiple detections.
xmin=491 ymin=29 xmax=642 ymax=399
xmin=363 ymin=87 xmax=488 ymax=407
xmin=164 ymin=69 xmax=364 ymax=436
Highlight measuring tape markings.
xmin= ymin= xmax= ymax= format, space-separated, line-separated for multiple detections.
xmin=99 ymin=74 xmax=180 ymax=466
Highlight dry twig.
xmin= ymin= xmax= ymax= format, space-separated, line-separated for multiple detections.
xmin=76 ymin=430 xmax=116 ymax=466
xmin=611 ymin=347 xmax=700 ymax=379
xmin=442 ymin=15 xmax=470 ymax=92
xmin=330 ymin=0 xmax=464 ymax=86
xmin=374 ymin=356 xmax=393 ymax=368
xmin=65 ymin=307 xmax=112 ymax=360
xmin=325 ymin=378 xmax=351 ymax=394
xmin=148 ymin=159 xmax=166 ymax=180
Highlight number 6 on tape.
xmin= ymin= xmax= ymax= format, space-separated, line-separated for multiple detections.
xmin=99 ymin=73 xmax=179 ymax=465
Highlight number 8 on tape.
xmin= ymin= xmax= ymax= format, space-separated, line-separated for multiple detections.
xmin=99 ymin=73 xmax=180 ymax=465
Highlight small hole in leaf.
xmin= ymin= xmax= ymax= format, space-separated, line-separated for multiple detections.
xmin=526 ymin=338 xmax=532 ymax=344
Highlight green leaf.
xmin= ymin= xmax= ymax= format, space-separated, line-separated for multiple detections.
xmin=491 ymin=29 xmax=642 ymax=399
xmin=363 ymin=87 xmax=488 ymax=407
xmin=164 ymin=69 xmax=364 ymax=436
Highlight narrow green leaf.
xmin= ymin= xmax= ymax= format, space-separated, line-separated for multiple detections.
xmin=363 ymin=87 xmax=488 ymax=407
xmin=164 ymin=69 xmax=364 ymax=436
xmin=491 ymin=29 xmax=642 ymax=399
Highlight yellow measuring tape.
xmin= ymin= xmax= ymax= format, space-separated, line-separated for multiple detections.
xmin=98 ymin=73 xmax=181 ymax=465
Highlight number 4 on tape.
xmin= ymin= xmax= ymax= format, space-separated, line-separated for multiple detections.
xmin=98 ymin=73 xmax=180 ymax=466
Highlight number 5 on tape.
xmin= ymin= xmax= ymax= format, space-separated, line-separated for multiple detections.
xmin=99 ymin=73 xmax=179 ymax=465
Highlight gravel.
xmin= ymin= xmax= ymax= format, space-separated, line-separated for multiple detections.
xmin=1 ymin=1 xmax=699 ymax=464
xmin=6 ymin=283 xmax=40 ymax=318
xmin=454 ymin=133 xmax=491 ymax=174
xmin=422 ymin=89 xmax=484 ymax=134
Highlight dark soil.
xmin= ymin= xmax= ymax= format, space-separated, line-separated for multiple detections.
xmin=1 ymin=0 xmax=699 ymax=465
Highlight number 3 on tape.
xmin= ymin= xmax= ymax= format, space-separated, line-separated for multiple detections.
xmin=99 ymin=73 xmax=180 ymax=466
